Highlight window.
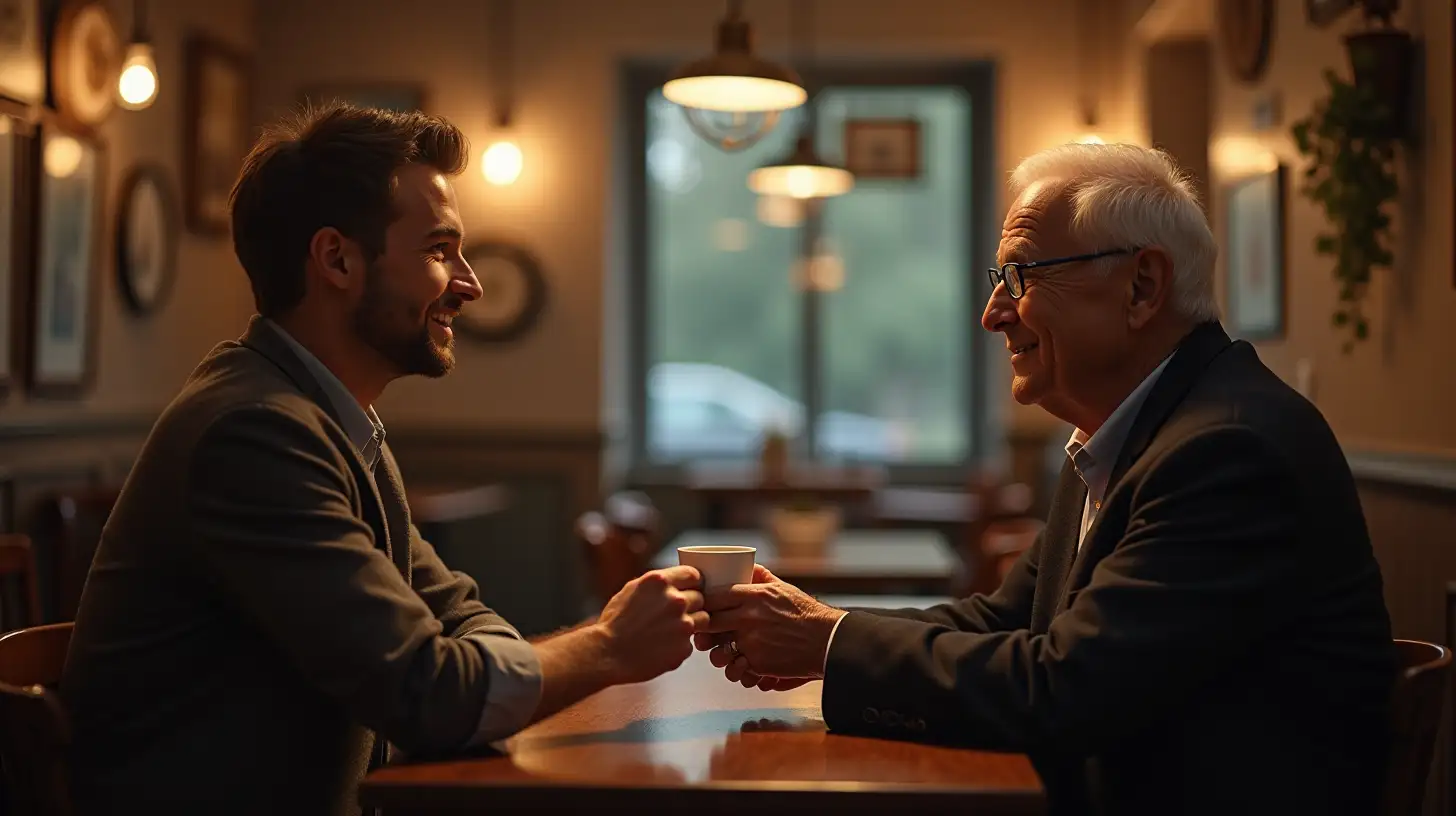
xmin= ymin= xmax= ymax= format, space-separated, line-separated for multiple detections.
xmin=627 ymin=64 xmax=994 ymax=478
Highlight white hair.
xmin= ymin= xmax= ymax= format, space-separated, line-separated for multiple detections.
xmin=1007 ymin=143 xmax=1219 ymax=321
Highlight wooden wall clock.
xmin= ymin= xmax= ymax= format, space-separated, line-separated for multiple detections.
xmin=1216 ymin=0 xmax=1274 ymax=85
xmin=50 ymin=0 xmax=121 ymax=135
xmin=457 ymin=242 xmax=548 ymax=343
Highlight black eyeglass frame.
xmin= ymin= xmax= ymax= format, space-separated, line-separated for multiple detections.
xmin=987 ymin=247 xmax=1140 ymax=299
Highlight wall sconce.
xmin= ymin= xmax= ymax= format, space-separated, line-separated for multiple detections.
xmin=482 ymin=0 xmax=522 ymax=186
xmin=117 ymin=0 xmax=157 ymax=110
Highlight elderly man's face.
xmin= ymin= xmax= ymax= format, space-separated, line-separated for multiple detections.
xmin=981 ymin=181 xmax=1133 ymax=416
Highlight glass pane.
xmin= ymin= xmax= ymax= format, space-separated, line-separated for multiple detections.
xmin=812 ymin=87 xmax=973 ymax=464
xmin=645 ymin=93 xmax=806 ymax=462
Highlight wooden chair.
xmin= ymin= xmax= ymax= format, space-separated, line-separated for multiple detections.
xmin=0 ymin=536 xmax=42 ymax=631
xmin=980 ymin=517 xmax=1045 ymax=583
xmin=0 ymin=622 xmax=75 ymax=816
xmin=576 ymin=492 xmax=659 ymax=606
xmin=1381 ymin=639 xmax=1452 ymax=816
xmin=31 ymin=488 xmax=120 ymax=623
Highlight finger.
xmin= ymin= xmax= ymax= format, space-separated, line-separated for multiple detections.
xmin=679 ymin=589 xmax=705 ymax=614
xmin=655 ymin=565 xmax=702 ymax=589
xmin=702 ymin=607 xmax=748 ymax=634
xmin=684 ymin=610 xmax=710 ymax=632
xmin=724 ymin=654 xmax=752 ymax=684
xmin=740 ymin=667 xmax=762 ymax=688
xmin=709 ymin=644 xmax=734 ymax=668
xmin=692 ymin=633 xmax=716 ymax=651
xmin=752 ymin=563 xmax=778 ymax=583
xmin=703 ymin=582 xmax=764 ymax=612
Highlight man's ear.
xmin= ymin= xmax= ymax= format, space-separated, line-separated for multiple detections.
xmin=309 ymin=227 xmax=357 ymax=292
xmin=1127 ymin=247 xmax=1173 ymax=330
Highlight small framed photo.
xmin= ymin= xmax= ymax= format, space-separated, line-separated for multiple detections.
xmin=0 ymin=112 xmax=37 ymax=395
xmin=184 ymin=34 xmax=252 ymax=237
xmin=0 ymin=0 xmax=45 ymax=106
xmin=1304 ymin=0 xmax=1356 ymax=27
xmin=115 ymin=163 xmax=179 ymax=317
xmin=843 ymin=118 xmax=922 ymax=179
xmin=298 ymin=83 xmax=426 ymax=113
xmin=29 ymin=121 xmax=104 ymax=397
xmin=1225 ymin=165 xmax=1287 ymax=340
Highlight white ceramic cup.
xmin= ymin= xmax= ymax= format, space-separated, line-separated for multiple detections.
xmin=676 ymin=545 xmax=756 ymax=591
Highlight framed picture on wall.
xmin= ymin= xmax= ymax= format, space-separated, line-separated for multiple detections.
xmin=0 ymin=112 xmax=36 ymax=395
xmin=298 ymin=82 xmax=426 ymax=113
xmin=0 ymin=0 xmax=45 ymax=106
xmin=1225 ymin=165 xmax=1287 ymax=340
xmin=184 ymin=34 xmax=251 ymax=237
xmin=29 ymin=121 xmax=103 ymax=396
xmin=843 ymin=118 xmax=921 ymax=179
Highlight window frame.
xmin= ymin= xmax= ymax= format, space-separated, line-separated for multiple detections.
xmin=622 ymin=60 xmax=999 ymax=486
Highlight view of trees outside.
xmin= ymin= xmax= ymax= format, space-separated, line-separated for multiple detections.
xmin=645 ymin=86 xmax=973 ymax=464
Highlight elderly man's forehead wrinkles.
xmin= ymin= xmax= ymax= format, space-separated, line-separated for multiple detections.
xmin=998 ymin=210 xmax=1044 ymax=264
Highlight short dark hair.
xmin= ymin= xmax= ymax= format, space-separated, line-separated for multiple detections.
xmin=228 ymin=103 xmax=470 ymax=317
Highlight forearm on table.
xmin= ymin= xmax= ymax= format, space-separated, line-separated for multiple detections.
xmin=526 ymin=623 xmax=619 ymax=724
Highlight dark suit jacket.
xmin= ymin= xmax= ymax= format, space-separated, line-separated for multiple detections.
xmin=821 ymin=322 xmax=1395 ymax=816
xmin=62 ymin=317 xmax=509 ymax=816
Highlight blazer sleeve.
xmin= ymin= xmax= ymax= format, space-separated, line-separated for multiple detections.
xmin=820 ymin=426 xmax=1302 ymax=754
xmin=407 ymin=528 xmax=515 ymax=639
xmin=841 ymin=531 xmax=1042 ymax=634
xmin=186 ymin=404 xmax=491 ymax=756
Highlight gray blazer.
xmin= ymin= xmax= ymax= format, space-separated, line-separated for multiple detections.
xmin=62 ymin=316 xmax=513 ymax=816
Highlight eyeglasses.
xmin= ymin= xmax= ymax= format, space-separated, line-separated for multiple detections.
xmin=987 ymin=248 xmax=1140 ymax=300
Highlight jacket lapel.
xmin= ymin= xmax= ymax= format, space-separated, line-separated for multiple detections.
xmin=1031 ymin=460 xmax=1088 ymax=633
xmin=1057 ymin=321 xmax=1237 ymax=606
xmin=236 ymin=316 xmax=397 ymax=568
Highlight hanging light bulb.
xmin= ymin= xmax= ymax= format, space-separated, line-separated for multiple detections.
xmin=45 ymin=135 xmax=83 ymax=179
xmin=747 ymin=134 xmax=853 ymax=200
xmin=482 ymin=139 xmax=522 ymax=186
xmin=664 ymin=0 xmax=806 ymax=152
xmin=117 ymin=0 xmax=158 ymax=110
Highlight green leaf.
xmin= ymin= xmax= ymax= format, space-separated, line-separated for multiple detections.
xmin=1333 ymin=311 xmax=1350 ymax=326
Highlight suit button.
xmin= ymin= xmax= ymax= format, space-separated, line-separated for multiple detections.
xmin=862 ymin=707 xmax=880 ymax=724
xmin=882 ymin=710 xmax=902 ymax=726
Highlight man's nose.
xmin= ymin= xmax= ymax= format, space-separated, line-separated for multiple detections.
xmin=452 ymin=260 xmax=484 ymax=303
xmin=982 ymin=282 xmax=1018 ymax=333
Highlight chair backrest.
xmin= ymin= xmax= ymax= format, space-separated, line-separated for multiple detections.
xmin=0 ymin=622 xmax=75 ymax=816
xmin=0 ymin=536 xmax=43 ymax=631
xmin=1381 ymin=638 xmax=1452 ymax=816
xmin=576 ymin=492 xmax=660 ymax=605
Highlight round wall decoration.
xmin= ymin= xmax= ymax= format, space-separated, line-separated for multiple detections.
xmin=115 ymin=164 xmax=179 ymax=316
xmin=457 ymin=241 xmax=548 ymax=343
xmin=51 ymin=0 xmax=122 ymax=134
xmin=1216 ymin=0 xmax=1274 ymax=85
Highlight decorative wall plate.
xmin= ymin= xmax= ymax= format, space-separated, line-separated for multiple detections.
xmin=115 ymin=164 xmax=178 ymax=316
xmin=457 ymin=242 xmax=547 ymax=343
xmin=1216 ymin=0 xmax=1274 ymax=85
xmin=50 ymin=0 xmax=121 ymax=134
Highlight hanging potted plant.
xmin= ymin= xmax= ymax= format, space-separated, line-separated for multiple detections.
xmin=1289 ymin=0 xmax=1408 ymax=353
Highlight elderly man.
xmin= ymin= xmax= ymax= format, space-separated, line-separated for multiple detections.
xmin=699 ymin=144 xmax=1395 ymax=815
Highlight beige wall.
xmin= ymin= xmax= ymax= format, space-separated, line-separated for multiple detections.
xmin=249 ymin=0 xmax=1144 ymax=437
xmin=1210 ymin=0 xmax=1456 ymax=455
xmin=1 ymin=0 xmax=257 ymax=424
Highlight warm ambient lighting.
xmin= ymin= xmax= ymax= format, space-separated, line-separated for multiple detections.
xmin=44 ymin=135 xmax=83 ymax=178
xmin=662 ymin=1 xmax=805 ymax=114
xmin=747 ymin=135 xmax=854 ymax=200
xmin=481 ymin=140 xmax=523 ymax=186
xmin=1076 ymin=132 xmax=1105 ymax=145
xmin=1211 ymin=134 xmax=1280 ymax=177
xmin=117 ymin=42 xmax=158 ymax=109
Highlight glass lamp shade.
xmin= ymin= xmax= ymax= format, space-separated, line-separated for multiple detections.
xmin=117 ymin=41 xmax=158 ymax=110
xmin=662 ymin=10 xmax=806 ymax=113
xmin=747 ymin=135 xmax=854 ymax=200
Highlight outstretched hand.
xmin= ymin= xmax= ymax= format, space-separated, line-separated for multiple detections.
xmin=692 ymin=564 xmax=844 ymax=690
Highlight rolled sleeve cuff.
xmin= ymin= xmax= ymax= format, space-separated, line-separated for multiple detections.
xmin=461 ymin=632 xmax=543 ymax=746
xmin=822 ymin=610 xmax=849 ymax=676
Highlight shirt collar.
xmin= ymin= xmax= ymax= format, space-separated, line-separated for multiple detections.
xmin=264 ymin=319 xmax=386 ymax=464
xmin=1065 ymin=354 xmax=1173 ymax=492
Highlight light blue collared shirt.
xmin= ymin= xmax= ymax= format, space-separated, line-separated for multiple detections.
xmin=1064 ymin=354 xmax=1173 ymax=549
xmin=266 ymin=320 xmax=542 ymax=746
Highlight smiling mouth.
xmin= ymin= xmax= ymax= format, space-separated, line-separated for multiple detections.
xmin=430 ymin=313 xmax=455 ymax=328
xmin=1009 ymin=342 xmax=1039 ymax=358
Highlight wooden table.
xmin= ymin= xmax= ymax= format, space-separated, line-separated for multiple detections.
xmin=360 ymin=651 xmax=1044 ymax=815
xmin=656 ymin=529 xmax=959 ymax=595
xmin=686 ymin=463 xmax=884 ymax=528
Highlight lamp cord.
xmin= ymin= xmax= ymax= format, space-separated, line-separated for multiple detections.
xmin=490 ymin=0 xmax=514 ymax=129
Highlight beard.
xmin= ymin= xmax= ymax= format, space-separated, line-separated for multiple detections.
xmin=351 ymin=260 xmax=456 ymax=378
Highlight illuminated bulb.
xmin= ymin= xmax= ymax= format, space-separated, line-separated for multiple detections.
xmin=118 ymin=42 xmax=158 ymax=110
xmin=45 ymin=135 xmax=83 ymax=179
xmin=482 ymin=140 xmax=523 ymax=186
